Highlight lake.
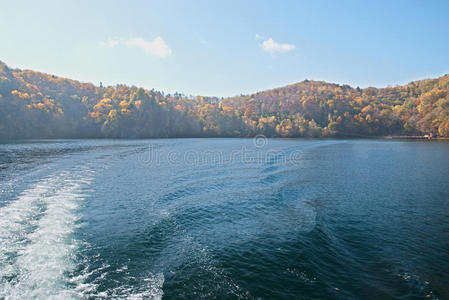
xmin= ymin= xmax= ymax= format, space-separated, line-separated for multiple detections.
xmin=0 ymin=138 xmax=448 ymax=299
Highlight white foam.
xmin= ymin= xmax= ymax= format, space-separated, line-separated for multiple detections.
xmin=0 ymin=169 xmax=93 ymax=299
xmin=0 ymin=167 xmax=165 ymax=300
xmin=103 ymin=273 xmax=165 ymax=300
xmin=0 ymin=178 xmax=54 ymax=293
xmin=78 ymin=264 xmax=164 ymax=299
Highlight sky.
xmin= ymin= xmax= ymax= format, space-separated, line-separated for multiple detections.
xmin=1 ymin=0 xmax=449 ymax=97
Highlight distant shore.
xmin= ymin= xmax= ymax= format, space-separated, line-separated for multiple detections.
xmin=385 ymin=136 xmax=449 ymax=140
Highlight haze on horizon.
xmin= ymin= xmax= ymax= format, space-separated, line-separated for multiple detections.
xmin=1 ymin=0 xmax=448 ymax=97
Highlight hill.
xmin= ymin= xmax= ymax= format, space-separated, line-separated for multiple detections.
xmin=1 ymin=61 xmax=448 ymax=138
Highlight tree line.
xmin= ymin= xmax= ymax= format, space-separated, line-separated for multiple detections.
xmin=1 ymin=61 xmax=448 ymax=139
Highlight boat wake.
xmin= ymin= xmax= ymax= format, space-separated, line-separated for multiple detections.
xmin=0 ymin=167 xmax=94 ymax=299
xmin=0 ymin=164 xmax=165 ymax=300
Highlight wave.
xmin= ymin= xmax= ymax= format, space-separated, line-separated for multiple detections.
xmin=92 ymin=272 xmax=164 ymax=299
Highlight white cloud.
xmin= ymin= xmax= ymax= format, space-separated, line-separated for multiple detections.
xmin=125 ymin=37 xmax=172 ymax=58
xmin=100 ymin=37 xmax=172 ymax=58
xmin=260 ymin=38 xmax=295 ymax=55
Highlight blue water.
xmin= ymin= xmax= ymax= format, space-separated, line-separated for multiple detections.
xmin=0 ymin=139 xmax=448 ymax=299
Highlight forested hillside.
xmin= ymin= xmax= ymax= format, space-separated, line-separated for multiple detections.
xmin=1 ymin=61 xmax=448 ymax=138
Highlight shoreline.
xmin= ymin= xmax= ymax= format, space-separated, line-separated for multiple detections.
xmin=384 ymin=136 xmax=449 ymax=140
xmin=1 ymin=136 xmax=449 ymax=142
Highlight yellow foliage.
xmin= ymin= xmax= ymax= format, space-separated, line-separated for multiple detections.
xmin=366 ymin=114 xmax=372 ymax=122
xmin=108 ymin=109 xmax=119 ymax=119
xmin=361 ymin=105 xmax=372 ymax=114
xmin=11 ymin=90 xmax=30 ymax=99
xmin=88 ymin=111 xmax=102 ymax=121
xmin=93 ymin=98 xmax=113 ymax=112
xmin=119 ymin=100 xmax=129 ymax=108
xmin=222 ymin=106 xmax=233 ymax=113
xmin=121 ymin=108 xmax=131 ymax=114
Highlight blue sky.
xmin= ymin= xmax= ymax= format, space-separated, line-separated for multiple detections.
xmin=1 ymin=0 xmax=448 ymax=96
